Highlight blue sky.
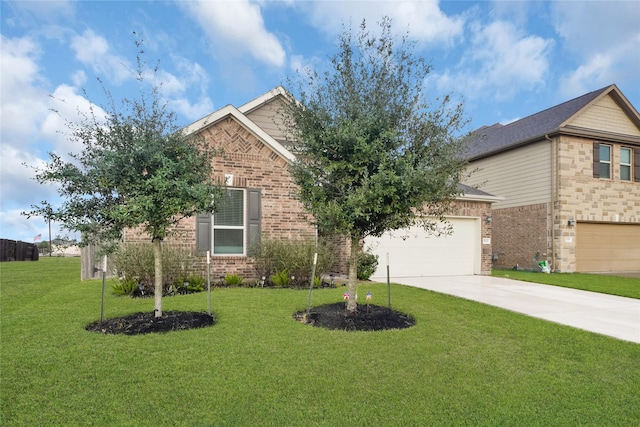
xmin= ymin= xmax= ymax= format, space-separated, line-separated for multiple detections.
xmin=1 ymin=0 xmax=639 ymax=243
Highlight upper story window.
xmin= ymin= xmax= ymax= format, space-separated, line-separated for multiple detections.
xmin=620 ymin=147 xmax=631 ymax=181
xmin=593 ymin=142 xmax=640 ymax=183
xmin=598 ymin=144 xmax=611 ymax=179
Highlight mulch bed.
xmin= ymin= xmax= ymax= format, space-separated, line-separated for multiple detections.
xmin=86 ymin=304 xmax=414 ymax=335
xmin=293 ymin=302 xmax=416 ymax=331
xmin=86 ymin=311 xmax=215 ymax=335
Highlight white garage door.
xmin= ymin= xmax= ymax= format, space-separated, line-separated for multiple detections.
xmin=366 ymin=217 xmax=480 ymax=279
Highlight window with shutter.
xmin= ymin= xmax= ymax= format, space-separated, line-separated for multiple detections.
xmin=195 ymin=188 xmax=261 ymax=255
xmin=214 ymin=189 xmax=245 ymax=254
xmin=599 ymin=145 xmax=611 ymax=179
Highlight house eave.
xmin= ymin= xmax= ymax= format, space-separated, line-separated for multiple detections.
xmin=469 ymin=126 xmax=640 ymax=162
xmin=237 ymin=86 xmax=290 ymax=115
xmin=467 ymin=131 xmax=558 ymax=161
xmin=559 ymin=126 xmax=640 ymax=146
xmin=457 ymin=193 xmax=504 ymax=203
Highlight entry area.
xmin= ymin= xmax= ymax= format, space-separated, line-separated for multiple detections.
xmin=576 ymin=222 xmax=640 ymax=273
xmin=366 ymin=217 xmax=481 ymax=279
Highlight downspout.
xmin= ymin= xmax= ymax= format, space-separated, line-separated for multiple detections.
xmin=545 ymin=134 xmax=556 ymax=271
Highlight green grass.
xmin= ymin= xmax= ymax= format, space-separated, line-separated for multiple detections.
xmin=492 ymin=269 xmax=640 ymax=299
xmin=2 ymin=257 xmax=639 ymax=426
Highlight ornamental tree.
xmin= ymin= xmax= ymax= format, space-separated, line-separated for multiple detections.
xmin=284 ymin=18 xmax=470 ymax=313
xmin=25 ymin=42 xmax=221 ymax=317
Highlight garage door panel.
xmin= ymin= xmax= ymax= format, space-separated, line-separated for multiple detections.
xmin=366 ymin=218 xmax=479 ymax=278
xmin=576 ymin=223 xmax=640 ymax=272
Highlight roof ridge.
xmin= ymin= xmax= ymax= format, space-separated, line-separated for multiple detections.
xmin=467 ymin=84 xmax=617 ymax=159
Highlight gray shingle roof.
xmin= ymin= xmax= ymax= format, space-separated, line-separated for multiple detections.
xmin=466 ymin=85 xmax=613 ymax=159
xmin=457 ymin=183 xmax=492 ymax=197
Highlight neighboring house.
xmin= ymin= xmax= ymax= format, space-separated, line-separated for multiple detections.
xmin=121 ymin=87 xmax=497 ymax=279
xmin=465 ymin=84 xmax=640 ymax=273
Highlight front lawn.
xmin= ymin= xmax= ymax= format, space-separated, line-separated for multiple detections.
xmin=2 ymin=257 xmax=639 ymax=426
xmin=492 ymin=269 xmax=640 ymax=299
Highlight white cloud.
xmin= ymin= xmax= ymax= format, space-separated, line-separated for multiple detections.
xmin=3 ymin=0 xmax=75 ymax=27
xmin=0 ymin=145 xmax=51 ymax=208
xmin=181 ymin=0 xmax=286 ymax=67
xmin=301 ymin=0 xmax=465 ymax=46
xmin=169 ymin=97 xmax=215 ymax=122
xmin=70 ymin=29 xmax=133 ymax=84
xmin=0 ymin=35 xmax=57 ymax=223
xmin=431 ymin=20 xmax=553 ymax=101
xmin=0 ymin=35 xmax=49 ymax=150
xmin=552 ymin=1 xmax=640 ymax=99
xmin=41 ymin=84 xmax=108 ymax=158
xmin=154 ymin=59 xmax=214 ymax=121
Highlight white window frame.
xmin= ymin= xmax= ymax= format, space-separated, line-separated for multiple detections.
xmin=620 ymin=147 xmax=632 ymax=181
xmin=212 ymin=188 xmax=246 ymax=256
xmin=599 ymin=144 xmax=611 ymax=179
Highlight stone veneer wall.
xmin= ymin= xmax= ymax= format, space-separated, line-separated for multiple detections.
xmin=554 ymin=135 xmax=640 ymax=272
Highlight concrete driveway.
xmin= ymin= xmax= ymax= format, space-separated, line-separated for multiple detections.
xmin=395 ymin=275 xmax=640 ymax=344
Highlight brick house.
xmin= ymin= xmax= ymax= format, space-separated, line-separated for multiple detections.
xmin=120 ymin=87 xmax=496 ymax=280
xmin=465 ymin=84 xmax=640 ymax=273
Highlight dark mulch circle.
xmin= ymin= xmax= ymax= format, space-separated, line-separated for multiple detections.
xmin=86 ymin=311 xmax=215 ymax=335
xmin=293 ymin=302 xmax=416 ymax=331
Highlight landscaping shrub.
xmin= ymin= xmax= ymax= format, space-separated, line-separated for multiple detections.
xmin=224 ymin=273 xmax=243 ymax=286
xmin=110 ymin=243 xmax=197 ymax=295
xmin=111 ymin=277 xmax=138 ymax=296
xmin=270 ymin=269 xmax=291 ymax=287
xmin=250 ymin=237 xmax=334 ymax=286
xmin=357 ymin=250 xmax=379 ymax=280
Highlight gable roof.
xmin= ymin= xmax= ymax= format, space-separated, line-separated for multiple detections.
xmin=237 ymin=86 xmax=289 ymax=114
xmin=182 ymin=89 xmax=296 ymax=162
xmin=466 ymin=84 xmax=640 ymax=160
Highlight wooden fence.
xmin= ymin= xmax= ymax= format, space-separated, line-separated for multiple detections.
xmin=0 ymin=239 xmax=39 ymax=262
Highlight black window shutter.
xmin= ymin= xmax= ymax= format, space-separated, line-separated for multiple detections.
xmin=247 ymin=188 xmax=261 ymax=250
xmin=592 ymin=142 xmax=600 ymax=178
xmin=634 ymin=148 xmax=640 ymax=182
xmin=195 ymin=213 xmax=211 ymax=253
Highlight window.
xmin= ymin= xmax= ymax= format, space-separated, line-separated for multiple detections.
xmin=196 ymin=188 xmax=261 ymax=256
xmin=214 ymin=189 xmax=245 ymax=254
xmin=599 ymin=144 xmax=611 ymax=179
xmin=620 ymin=147 xmax=631 ymax=181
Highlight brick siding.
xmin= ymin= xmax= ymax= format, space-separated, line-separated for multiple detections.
xmin=451 ymin=199 xmax=495 ymax=274
xmin=490 ymin=203 xmax=549 ymax=271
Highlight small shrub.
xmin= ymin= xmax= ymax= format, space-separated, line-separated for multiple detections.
xmin=111 ymin=277 xmax=138 ymax=296
xmin=224 ymin=273 xmax=243 ymax=286
xmin=250 ymin=237 xmax=334 ymax=285
xmin=184 ymin=275 xmax=205 ymax=292
xmin=110 ymin=243 xmax=195 ymax=294
xmin=166 ymin=275 xmax=206 ymax=296
xmin=357 ymin=251 xmax=378 ymax=280
xmin=271 ymin=269 xmax=291 ymax=287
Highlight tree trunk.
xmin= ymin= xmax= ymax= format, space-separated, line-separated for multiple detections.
xmin=153 ymin=238 xmax=163 ymax=318
xmin=347 ymin=235 xmax=359 ymax=313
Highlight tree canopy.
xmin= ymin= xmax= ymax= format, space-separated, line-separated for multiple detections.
xmin=25 ymin=43 xmax=221 ymax=316
xmin=284 ymin=18 xmax=470 ymax=311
